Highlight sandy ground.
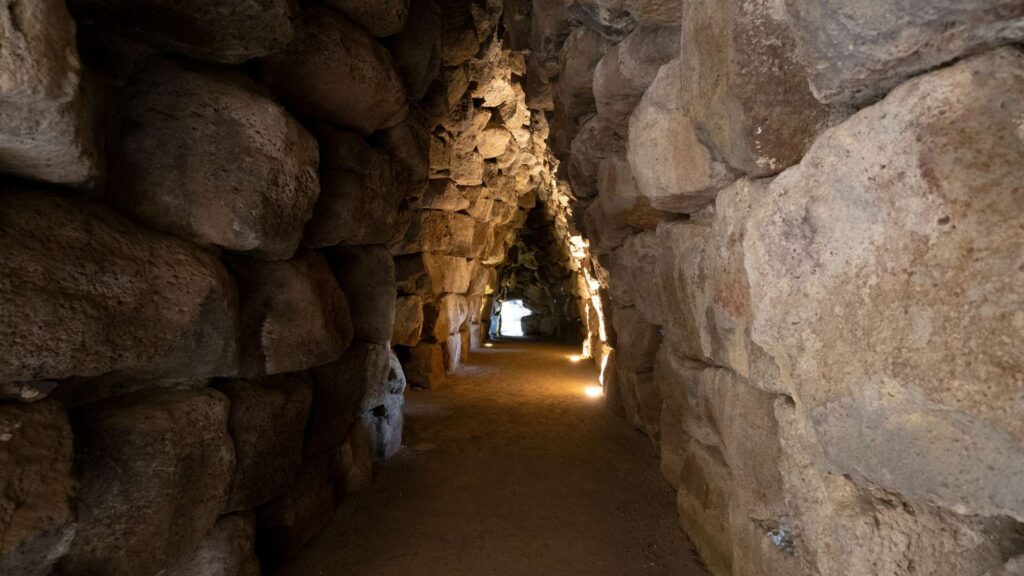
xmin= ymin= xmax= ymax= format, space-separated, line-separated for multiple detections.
xmin=272 ymin=340 xmax=708 ymax=576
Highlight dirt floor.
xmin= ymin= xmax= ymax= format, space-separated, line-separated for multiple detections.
xmin=272 ymin=340 xmax=709 ymax=576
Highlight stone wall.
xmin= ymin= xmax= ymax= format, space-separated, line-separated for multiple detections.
xmin=0 ymin=0 xmax=559 ymax=574
xmin=543 ymin=1 xmax=1024 ymax=575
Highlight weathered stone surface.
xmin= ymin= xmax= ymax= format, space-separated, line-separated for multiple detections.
xmin=69 ymin=0 xmax=294 ymax=63
xmin=477 ymin=125 xmax=512 ymax=159
xmin=0 ymin=402 xmax=74 ymax=576
xmin=375 ymin=110 xmax=430 ymax=191
xmin=216 ymin=373 xmax=314 ymax=512
xmin=596 ymin=153 xmax=673 ymax=229
xmin=339 ymin=420 xmax=374 ymax=493
xmin=304 ymin=127 xmax=403 ymax=248
xmin=628 ymin=59 xmax=733 ymax=214
xmin=393 ymin=295 xmax=425 ymax=347
xmin=231 ymin=252 xmax=351 ymax=377
xmin=423 ymin=294 xmax=470 ymax=342
xmin=0 ymin=190 xmax=238 ymax=384
xmin=583 ymin=195 xmax=631 ymax=257
xmin=775 ymin=398 xmax=1024 ymax=576
xmin=329 ymin=246 xmax=396 ymax=345
xmin=361 ymin=350 xmax=406 ymax=461
xmin=0 ymin=0 xmax=96 ymax=185
xmin=394 ymin=210 xmax=491 ymax=258
xmin=403 ymin=342 xmax=446 ymax=388
xmin=557 ymin=26 xmax=611 ymax=124
xmin=262 ymin=7 xmax=409 ymax=134
xmin=675 ymin=437 xmax=733 ymax=576
xmin=306 ymin=342 xmax=390 ymax=457
xmin=679 ymin=0 xmax=840 ymax=176
xmin=443 ymin=332 xmax=464 ymax=372
xmin=256 ymin=453 xmax=338 ymax=563
xmin=326 ymin=0 xmax=410 ymax=37
xmin=568 ymin=115 xmax=623 ymax=198
xmin=567 ymin=0 xmax=682 ymax=31
xmin=656 ymin=179 xmax=783 ymax=392
xmin=593 ymin=25 xmax=678 ymax=136
xmin=162 ymin=513 xmax=260 ymax=576
xmin=606 ymin=229 xmax=663 ymax=326
xmin=395 ymin=252 xmax=475 ymax=295
xmin=118 ymin=59 xmax=319 ymax=260
xmin=786 ymin=0 xmax=1024 ymax=104
xmin=617 ymin=369 xmax=661 ymax=440
xmin=745 ymin=49 xmax=1024 ymax=520
xmin=417 ymin=179 xmax=472 ymax=212
xmin=611 ymin=306 xmax=660 ymax=373
xmin=387 ymin=0 xmax=442 ymax=100
xmin=61 ymin=389 xmax=234 ymax=576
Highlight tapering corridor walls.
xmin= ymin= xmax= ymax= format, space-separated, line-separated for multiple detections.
xmin=0 ymin=0 xmax=1022 ymax=575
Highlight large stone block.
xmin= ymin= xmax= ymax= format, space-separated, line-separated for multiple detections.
xmin=679 ymin=0 xmax=840 ymax=177
xmin=304 ymin=127 xmax=403 ymax=248
xmin=162 ymin=513 xmax=260 ymax=576
xmin=387 ymin=0 xmax=442 ymax=100
xmin=326 ymin=0 xmax=410 ymax=37
xmin=596 ymin=153 xmax=673 ymax=230
xmin=0 ymin=190 xmax=238 ymax=384
xmin=328 ymin=246 xmax=396 ymax=345
xmin=216 ymin=373 xmax=314 ymax=512
xmin=422 ymin=294 xmax=470 ymax=342
xmin=61 ymin=389 xmax=235 ymax=576
xmin=117 ymin=59 xmax=319 ymax=260
xmin=0 ymin=402 xmax=75 ymax=576
xmin=393 ymin=295 xmax=425 ymax=347
xmin=69 ymin=0 xmax=294 ymax=63
xmin=617 ymin=369 xmax=661 ymax=441
xmin=306 ymin=342 xmax=390 ymax=457
xmin=675 ymin=438 xmax=733 ymax=576
xmin=231 ymin=252 xmax=352 ymax=377
xmin=261 ymin=7 xmax=409 ymax=134
xmin=395 ymin=252 xmax=474 ymax=295
xmin=785 ymin=0 xmax=1024 ymax=105
xmin=0 ymin=0 xmax=96 ymax=185
xmin=656 ymin=179 xmax=783 ymax=391
xmin=745 ymin=49 xmax=1024 ymax=521
xmin=361 ymin=350 xmax=406 ymax=461
xmin=568 ymin=115 xmax=623 ymax=199
xmin=775 ymin=398 xmax=1023 ymax=576
xmin=593 ymin=25 xmax=678 ymax=136
xmin=393 ymin=210 xmax=491 ymax=258
xmin=256 ymin=453 xmax=339 ymax=563
xmin=403 ymin=342 xmax=446 ymax=388
xmin=610 ymin=306 xmax=660 ymax=373
xmin=628 ymin=59 xmax=733 ymax=214
xmin=606 ymin=229 xmax=664 ymax=326
xmin=557 ymin=26 xmax=611 ymax=124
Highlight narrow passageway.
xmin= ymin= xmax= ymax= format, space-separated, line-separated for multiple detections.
xmin=273 ymin=340 xmax=707 ymax=576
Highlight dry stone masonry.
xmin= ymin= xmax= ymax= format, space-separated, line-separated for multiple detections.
xmin=0 ymin=0 xmax=1021 ymax=575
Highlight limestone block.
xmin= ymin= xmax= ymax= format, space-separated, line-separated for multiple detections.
xmin=567 ymin=0 xmax=682 ymax=31
xmin=162 ymin=513 xmax=260 ymax=576
xmin=388 ymin=0 xmax=442 ymax=100
xmin=326 ymin=0 xmax=410 ymax=37
xmin=256 ymin=453 xmax=339 ymax=563
xmin=262 ymin=7 xmax=409 ymax=134
xmin=423 ymin=294 xmax=470 ymax=342
xmin=786 ymin=0 xmax=1024 ymax=104
xmin=393 ymin=295 xmax=425 ymax=347
xmin=679 ymin=0 xmax=839 ymax=177
xmin=0 ymin=190 xmax=238 ymax=384
xmin=69 ymin=0 xmax=294 ymax=63
xmin=477 ymin=125 xmax=512 ymax=159
xmin=394 ymin=210 xmax=491 ymax=258
xmin=676 ymin=438 xmax=733 ymax=576
xmin=628 ymin=59 xmax=733 ymax=214
xmin=593 ymin=25 xmax=678 ymax=136
xmin=376 ymin=110 xmax=431 ymax=190
xmin=0 ymin=0 xmax=96 ymax=185
xmin=611 ymin=306 xmax=660 ymax=373
xmin=404 ymin=342 xmax=446 ymax=388
xmin=306 ymin=342 xmax=391 ymax=457
xmin=328 ymin=246 xmax=397 ymax=345
xmin=617 ymin=369 xmax=661 ymax=440
xmin=417 ymin=180 xmax=472 ymax=212
xmin=61 ymin=389 xmax=234 ymax=576
xmin=231 ymin=252 xmax=352 ymax=377
xmin=0 ymin=402 xmax=75 ymax=576
xmin=304 ymin=127 xmax=403 ymax=248
xmin=118 ymin=59 xmax=319 ymax=260
xmin=568 ymin=115 xmax=623 ymax=198
xmin=606 ymin=230 xmax=664 ymax=326
xmin=216 ymin=373 xmax=314 ymax=512
xmin=596 ymin=154 xmax=673 ymax=229
xmin=745 ymin=49 xmax=1024 ymax=521
xmin=583 ymin=195 xmax=632 ymax=257
xmin=558 ymin=26 xmax=611 ymax=124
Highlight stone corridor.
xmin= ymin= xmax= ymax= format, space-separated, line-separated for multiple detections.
xmin=273 ymin=340 xmax=707 ymax=576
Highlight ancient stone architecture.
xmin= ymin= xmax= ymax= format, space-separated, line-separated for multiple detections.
xmin=0 ymin=0 xmax=1021 ymax=575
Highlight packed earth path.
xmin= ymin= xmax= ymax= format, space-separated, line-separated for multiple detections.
xmin=271 ymin=340 xmax=708 ymax=576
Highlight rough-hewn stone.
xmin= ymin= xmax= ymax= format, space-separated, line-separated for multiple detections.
xmin=628 ymin=59 xmax=733 ymax=214
xmin=326 ymin=0 xmax=410 ymax=37
xmin=395 ymin=252 xmax=475 ymax=295
xmin=306 ymin=343 xmax=390 ymax=457
xmin=387 ymin=0 xmax=442 ymax=100
xmin=394 ymin=210 xmax=491 ymax=258
xmin=69 ymin=0 xmax=294 ymax=63
xmin=328 ymin=246 xmax=397 ymax=346
xmin=231 ymin=252 xmax=352 ymax=377
xmin=593 ymin=25 xmax=678 ymax=136
xmin=256 ymin=453 xmax=338 ymax=563
xmin=0 ymin=190 xmax=238 ymax=384
xmin=746 ymin=49 xmax=1024 ymax=521
xmin=117 ymin=58 xmax=320 ymax=260
xmin=61 ymin=389 xmax=234 ymax=576
xmin=0 ymin=402 xmax=75 ymax=576
xmin=216 ymin=373 xmax=314 ymax=512
xmin=568 ymin=115 xmax=623 ymax=199
xmin=304 ymin=127 xmax=403 ymax=248
xmin=0 ymin=0 xmax=96 ymax=185
xmin=403 ymin=342 xmax=446 ymax=388
xmin=785 ymin=0 xmax=1024 ymax=104
xmin=261 ymin=7 xmax=409 ymax=134
xmin=162 ymin=513 xmax=260 ymax=576
xmin=423 ymin=294 xmax=470 ymax=342
xmin=557 ymin=26 xmax=611 ymax=124
xmin=393 ymin=295 xmax=425 ymax=347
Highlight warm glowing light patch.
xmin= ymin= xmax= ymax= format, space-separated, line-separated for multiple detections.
xmin=583 ymin=386 xmax=604 ymax=398
xmin=484 ymin=343 xmax=494 ymax=348
xmin=568 ymin=354 xmax=582 ymax=363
